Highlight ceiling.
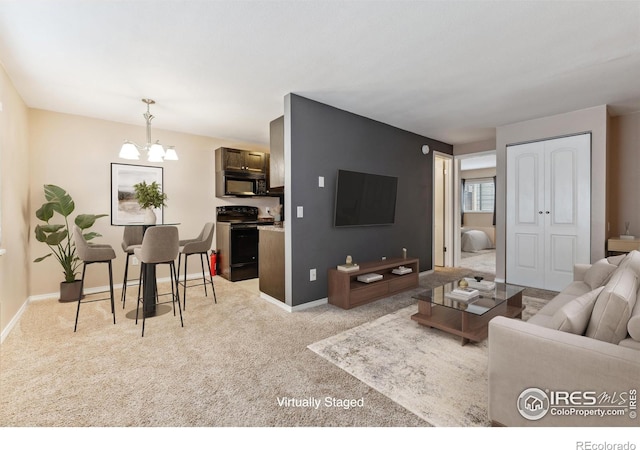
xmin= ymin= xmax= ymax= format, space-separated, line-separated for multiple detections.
xmin=0 ymin=1 xmax=639 ymax=147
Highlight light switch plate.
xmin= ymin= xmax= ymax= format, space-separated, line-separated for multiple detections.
xmin=318 ymin=176 xmax=324 ymax=188
xmin=297 ymin=206 xmax=304 ymax=218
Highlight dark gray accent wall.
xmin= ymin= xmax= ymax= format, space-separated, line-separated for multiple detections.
xmin=289 ymin=95 xmax=453 ymax=306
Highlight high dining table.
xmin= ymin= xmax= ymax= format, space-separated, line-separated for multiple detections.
xmin=114 ymin=223 xmax=179 ymax=318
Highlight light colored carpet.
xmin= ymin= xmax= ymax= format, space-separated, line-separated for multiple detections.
xmin=308 ymin=295 xmax=545 ymax=427
xmin=460 ymin=249 xmax=496 ymax=274
xmin=0 ymin=267 xmax=552 ymax=427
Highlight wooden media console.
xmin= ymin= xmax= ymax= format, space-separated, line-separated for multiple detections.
xmin=327 ymin=257 xmax=419 ymax=309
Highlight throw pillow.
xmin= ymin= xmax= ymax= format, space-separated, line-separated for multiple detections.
xmin=583 ymin=259 xmax=617 ymax=289
xmin=585 ymin=268 xmax=638 ymax=344
xmin=551 ymin=287 xmax=603 ymax=335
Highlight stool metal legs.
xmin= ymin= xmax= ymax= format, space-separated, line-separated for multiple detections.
xmin=74 ymin=260 xmax=116 ymax=332
xmin=178 ymin=251 xmax=217 ymax=311
xmin=135 ymin=261 xmax=183 ymax=337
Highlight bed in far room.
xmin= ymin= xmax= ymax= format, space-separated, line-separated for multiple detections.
xmin=461 ymin=227 xmax=495 ymax=253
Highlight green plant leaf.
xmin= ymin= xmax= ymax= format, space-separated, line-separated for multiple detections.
xmin=44 ymin=184 xmax=75 ymax=217
xmin=34 ymin=254 xmax=52 ymax=263
xmin=45 ymin=229 xmax=68 ymax=246
xmin=75 ymin=213 xmax=108 ymax=230
xmin=34 ymin=225 xmax=47 ymax=243
xmin=82 ymin=231 xmax=102 ymax=241
xmin=37 ymin=224 xmax=65 ymax=233
xmin=35 ymin=202 xmax=55 ymax=222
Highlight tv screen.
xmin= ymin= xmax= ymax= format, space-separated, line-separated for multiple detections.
xmin=334 ymin=169 xmax=398 ymax=227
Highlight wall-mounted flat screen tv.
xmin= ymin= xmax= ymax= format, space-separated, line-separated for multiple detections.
xmin=334 ymin=169 xmax=398 ymax=227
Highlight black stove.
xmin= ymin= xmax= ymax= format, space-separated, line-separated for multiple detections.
xmin=216 ymin=206 xmax=273 ymax=281
xmin=216 ymin=206 xmax=274 ymax=225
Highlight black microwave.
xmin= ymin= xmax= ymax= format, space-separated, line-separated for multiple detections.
xmin=216 ymin=172 xmax=267 ymax=197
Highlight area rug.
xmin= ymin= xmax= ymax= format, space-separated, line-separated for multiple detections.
xmin=308 ymin=296 xmax=544 ymax=427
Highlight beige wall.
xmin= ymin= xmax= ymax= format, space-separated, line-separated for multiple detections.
xmin=495 ymin=105 xmax=609 ymax=282
xmin=608 ymin=111 xmax=640 ymax=238
xmin=27 ymin=109 xmax=279 ymax=298
xmin=0 ymin=63 xmax=30 ymax=338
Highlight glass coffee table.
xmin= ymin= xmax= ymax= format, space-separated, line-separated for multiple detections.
xmin=411 ymin=280 xmax=525 ymax=346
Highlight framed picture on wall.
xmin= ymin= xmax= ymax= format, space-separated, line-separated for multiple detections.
xmin=110 ymin=163 xmax=163 ymax=225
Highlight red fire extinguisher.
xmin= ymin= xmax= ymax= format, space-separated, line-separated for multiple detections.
xmin=210 ymin=251 xmax=217 ymax=276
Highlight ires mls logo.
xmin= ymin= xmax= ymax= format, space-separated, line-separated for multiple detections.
xmin=517 ymin=387 xmax=638 ymax=421
xmin=518 ymin=388 xmax=550 ymax=420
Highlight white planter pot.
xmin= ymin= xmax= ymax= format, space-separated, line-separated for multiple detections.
xmin=143 ymin=208 xmax=157 ymax=225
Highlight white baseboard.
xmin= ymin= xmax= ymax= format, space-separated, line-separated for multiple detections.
xmin=1 ymin=297 xmax=28 ymax=344
xmin=259 ymin=292 xmax=328 ymax=312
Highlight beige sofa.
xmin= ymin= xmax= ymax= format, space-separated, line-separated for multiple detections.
xmin=488 ymin=251 xmax=640 ymax=427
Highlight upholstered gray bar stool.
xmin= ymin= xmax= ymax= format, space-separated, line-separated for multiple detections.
xmin=120 ymin=225 xmax=143 ymax=309
xmin=134 ymin=226 xmax=183 ymax=337
xmin=177 ymin=222 xmax=216 ymax=310
xmin=73 ymin=225 xmax=117 ymax=332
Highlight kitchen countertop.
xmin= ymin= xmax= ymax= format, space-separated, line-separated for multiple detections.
xmin=258 ymin=224 xmax=285 ymax=232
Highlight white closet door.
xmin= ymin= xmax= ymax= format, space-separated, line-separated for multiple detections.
xmin=544 ymin=134 xmax=591 ymax=291
xmin=506 ymin=141 xmax=546 ymax=288
xmin=507 ymin=134 xmax=591 ymax=291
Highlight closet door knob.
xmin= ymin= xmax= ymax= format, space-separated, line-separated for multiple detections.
xmin=539 ymin=211 xmax=543 ymax=215
xmin=546 ymin=211 xmax=550 ymax=215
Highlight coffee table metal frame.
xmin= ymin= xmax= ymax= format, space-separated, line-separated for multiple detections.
xmin=411 ymin=281 xmax=525 ymax=345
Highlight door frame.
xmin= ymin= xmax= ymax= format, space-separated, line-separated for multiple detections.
xmin=433 ymin=152 xmax=453 ymax=267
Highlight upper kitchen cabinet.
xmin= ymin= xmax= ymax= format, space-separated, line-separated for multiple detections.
xmin=269 ymin=116 xmax=284 ymax=189
xmin=216 ymin=147 xmax=266 ymax=175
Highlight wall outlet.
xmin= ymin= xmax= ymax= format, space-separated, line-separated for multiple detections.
xmin=132 ymin=256 xmax=139 ymax=266
xmin=310 ymin=268 xmax=316 ymax=281
xmin=381 ymin=256 xmax=386 ymax=260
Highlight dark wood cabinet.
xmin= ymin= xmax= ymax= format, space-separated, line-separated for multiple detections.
xmin=328 ymin=257 xmax=419 ymax=309
xmin=259 ymin=227 xmax=285 ymax=302
xmin=216 ymin=147 xmax=266 ymax=175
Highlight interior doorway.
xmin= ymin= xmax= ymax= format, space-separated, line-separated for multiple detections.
xmin=433 ymin=153 xmax=453 ymax=267
xmin=455 ymin=151 xmax=497 ymax=275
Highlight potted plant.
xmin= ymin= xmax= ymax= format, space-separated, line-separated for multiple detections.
xmin=34 ymin=184 xmax=108 ymax=302
xmin=133 ymin=181 xmax=167 ymax=224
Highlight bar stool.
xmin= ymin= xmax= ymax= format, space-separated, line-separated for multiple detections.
xmin=177 ymin=222 xmax=216 ymax=310
xmin=134 ymin=226 xmax=183 ymax=337
xmin=120 ymin=225 xmax=143 ymax=309
xmin=73 ymin=225 xmax=117 ymax=332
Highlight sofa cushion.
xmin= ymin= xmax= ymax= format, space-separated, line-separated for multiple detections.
xmin=583 ymin=259 xmax=617 ymax=289
xmin=535 ymin=292 xmax=581 ymax=318
xmin=607 ymin=254 xmax=627 ymax=266
xmin=527 ymin=313 xmax=554 ymax=328
xmin=618 ymin=250 xmax=640 ymax=278
xmin=550 ymin=287 xmax=603 ymax=334
xmin=627 ymin=291 xmax=640 ymax=341
xmin=558 ymin=281 xmax=592 ymax=299
xmin=585 ymin=268 xmax=638 ymax=344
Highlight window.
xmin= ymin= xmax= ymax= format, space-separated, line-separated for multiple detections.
xmin=463 ymin=178 xmax=494 ymax=212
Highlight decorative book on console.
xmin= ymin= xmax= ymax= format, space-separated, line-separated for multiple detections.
xmin=337 ymin=263 xmax=360 ymax=272
xmin=392 ymin=266 xmax=413 ymax=275
xmin=357 ymin=273 xmax=384 ymax=283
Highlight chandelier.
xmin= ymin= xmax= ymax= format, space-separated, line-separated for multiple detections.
xmin=118 ymin=98 xmax=178 ymax=162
